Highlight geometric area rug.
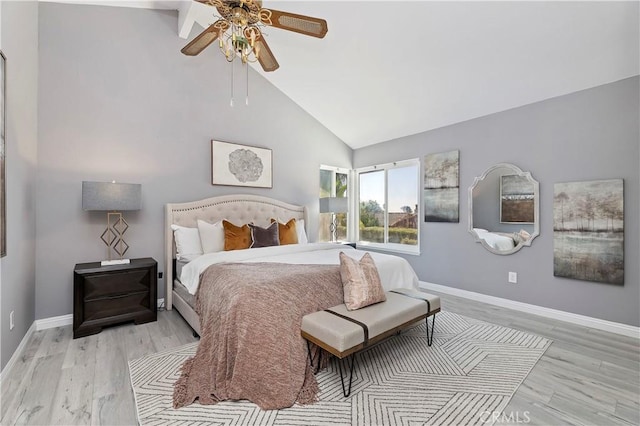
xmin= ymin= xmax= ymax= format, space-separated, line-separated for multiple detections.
xmin=129 ymin=312 xmax=551 ymax=426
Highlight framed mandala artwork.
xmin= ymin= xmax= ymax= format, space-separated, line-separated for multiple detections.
xmin=211 ymin=140 xmax=272 ymax=188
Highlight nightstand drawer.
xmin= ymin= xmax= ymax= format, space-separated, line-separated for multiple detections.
xmin=84 ymin=269 xmax=151 ymax=300
xmin=84 ymin=291 xmax=150 ymax=322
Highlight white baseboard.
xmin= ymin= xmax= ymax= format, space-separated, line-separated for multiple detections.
xmin=420 ymin=281 xmax=640 ymax=339
xmin=0 ymin=322 xmax=36 ymax=381
xmin=35 ymin=314 xmax=72 ymax=330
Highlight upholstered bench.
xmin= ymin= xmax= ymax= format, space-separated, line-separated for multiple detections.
xmin=301 ymin=288 xmax=440 ymax=396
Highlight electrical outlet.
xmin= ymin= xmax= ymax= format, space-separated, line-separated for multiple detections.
xmin=508 ymin=272 xmax=518 ymax=283
xmin=158 ymin=272 xmax=163 ymax=279
xmin=9 ymin=311 xmax=14 ymax=330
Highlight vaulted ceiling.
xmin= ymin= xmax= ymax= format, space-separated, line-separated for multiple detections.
xmin=43 ymin=1 xmax=640 ymax=149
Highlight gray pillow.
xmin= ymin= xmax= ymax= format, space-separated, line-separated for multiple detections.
xmin=249 ymin=222 xmax=280 ymax=248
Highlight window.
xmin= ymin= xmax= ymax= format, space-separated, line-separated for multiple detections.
xmin=356 ymin=159 xmax=420 ymax=254
xmin=319 ymin=166 xmax=349 ymax=242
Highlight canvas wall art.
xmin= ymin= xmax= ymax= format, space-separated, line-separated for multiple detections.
xmin=424 ymin=150 xmax=459 ymax=222
xmin=500 ymin=174 xmax=535 ymax=223
xmin=553 ymin=179 xmax=624 ymax=285
xmin=211 ymin=140 xmax=272 ymax=188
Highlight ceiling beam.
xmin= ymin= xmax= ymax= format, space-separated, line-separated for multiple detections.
xmin=180 ymin=0 xmax=221 ymax=39
xmin=177 ymin=0 xmax=197 ymax=39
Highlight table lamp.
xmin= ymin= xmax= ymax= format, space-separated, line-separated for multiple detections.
xmin=82 ymin=181 xmax=141 ymax=266
xmin=319 ymin=196 xmax=348 ymax=243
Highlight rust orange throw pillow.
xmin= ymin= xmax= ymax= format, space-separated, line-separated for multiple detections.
xmin=222 ymin=220 xmax=251 ymax=251
xmin=271 ymin=218 xmax=299 ymax=245
xmin=339 ymin=251 xmax=386 ymax=311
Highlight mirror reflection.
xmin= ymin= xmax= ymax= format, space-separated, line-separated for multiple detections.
xmin=468 ymin=163 xmax=539 ymax=255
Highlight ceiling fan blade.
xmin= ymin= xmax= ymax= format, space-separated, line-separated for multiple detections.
xmin=255 ymin=36 xmax=279 ymax=72
xmin=259 ymin=9 xmax=328 ymax=38
xmin=181 ymin=20 xmax=229 ymax=56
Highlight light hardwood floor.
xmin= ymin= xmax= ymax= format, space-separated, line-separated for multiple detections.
xmin=1 ymin=292 xmax=638 ymax=425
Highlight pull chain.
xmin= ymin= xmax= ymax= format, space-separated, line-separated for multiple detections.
xmin=230 ymin=57 xmax=235 ymax=107
xmin=245 ymin=63 xmax=249 ymax=105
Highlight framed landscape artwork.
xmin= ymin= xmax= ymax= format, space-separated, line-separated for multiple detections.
xmin=1 ymin=51 xmax=6 ymax=257
xmin=211 ymin=140 xmax=272 ymax=188
xmin=424 ymin=150 xmax=459 ymax=222
xmin=500 ymin=174 xmax=535 ymax=223
xmin=553 ymin=179 xmax=624 ymax=285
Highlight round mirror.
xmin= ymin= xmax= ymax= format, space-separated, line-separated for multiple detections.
xmin=468 ymin=163 xmax=539 ymax=255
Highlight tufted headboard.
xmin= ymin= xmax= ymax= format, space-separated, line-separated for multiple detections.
xmin=164 ymin=194 xmax=308 ymax=309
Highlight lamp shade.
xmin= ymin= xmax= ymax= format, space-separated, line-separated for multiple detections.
xmin=319 ymin=197 xmax=348 ymax=214
xmin=82 ymin=181 xmax=142 ymax=211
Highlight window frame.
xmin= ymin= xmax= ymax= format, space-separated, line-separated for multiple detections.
xmin=354 ymin=158 xmax=421 ymax=255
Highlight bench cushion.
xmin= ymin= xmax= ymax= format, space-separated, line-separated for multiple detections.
xmin=301 ymin=291 xmax=433 ymax=353
xmin=301 ymin=310 xmax=365 ymax=353
xmin=390 ymin=288 xmax=441 ymax=312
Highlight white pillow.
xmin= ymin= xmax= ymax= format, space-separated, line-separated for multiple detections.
xmin=197 ymin=219 xmax=225 ymax=253
xmin=171 ymin=225 xmax=203 ymax=260
xmin=296 ymin=219 xmax=309 ymax=244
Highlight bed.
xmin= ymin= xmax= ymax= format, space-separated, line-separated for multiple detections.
xmin=166 ymin=194 xmax=306 ymax=334
xmin=164 ymin=194 xmax=420 ymax=409
xmin=165 ymin=194 xmax=419 ymax=334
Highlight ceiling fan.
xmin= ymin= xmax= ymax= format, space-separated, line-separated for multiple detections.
xmin=181 ymin=0 xmax=328 ymax=72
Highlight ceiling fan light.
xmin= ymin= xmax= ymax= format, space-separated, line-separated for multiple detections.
xmin=246 ymin=27 xmax=258 ymax=47
xmin=231 ymin=6 xmax=249 ymax=26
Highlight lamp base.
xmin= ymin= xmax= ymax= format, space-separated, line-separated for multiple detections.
xmin=101 ymin=259 xmax=130 ymax=266
xmin=330 ymin=213 xmax=338 ymax=243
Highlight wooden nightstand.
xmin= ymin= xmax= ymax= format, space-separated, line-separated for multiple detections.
xmin=73 ymin=257 xmax=157 ymax=338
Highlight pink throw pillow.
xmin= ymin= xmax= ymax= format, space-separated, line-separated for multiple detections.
xmin=339 ymin=252 xmax=386 ymax=310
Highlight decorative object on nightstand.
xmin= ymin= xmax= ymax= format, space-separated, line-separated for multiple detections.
xmin=82 ymin=181 xmax=142 ymax=266
xmin=341 ymin=241 xmax=356 ymax=249
xmin=319 ymin=196 xmax=348 ymax=243
xmin=73 ymin=257 xmax=157 ymax=338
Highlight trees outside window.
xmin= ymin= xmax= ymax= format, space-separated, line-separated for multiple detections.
xmin=357 ymin=160 xmax=420 ymax=252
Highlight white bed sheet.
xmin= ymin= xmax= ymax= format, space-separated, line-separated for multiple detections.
xmin=179 ymin=242 xmax=419 ymax=295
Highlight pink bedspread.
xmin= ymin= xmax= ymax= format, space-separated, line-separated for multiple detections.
xmin=173 ymin=262 xmax=343 ymax=410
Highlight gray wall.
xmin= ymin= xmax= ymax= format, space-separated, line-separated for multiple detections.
xmin=354 ymin=77 xmax=639 ymax=327
xmin=0 ymin=1 xmax=39 ymax=370
xmin=36 ymin=3 xmax=350 ymax=319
